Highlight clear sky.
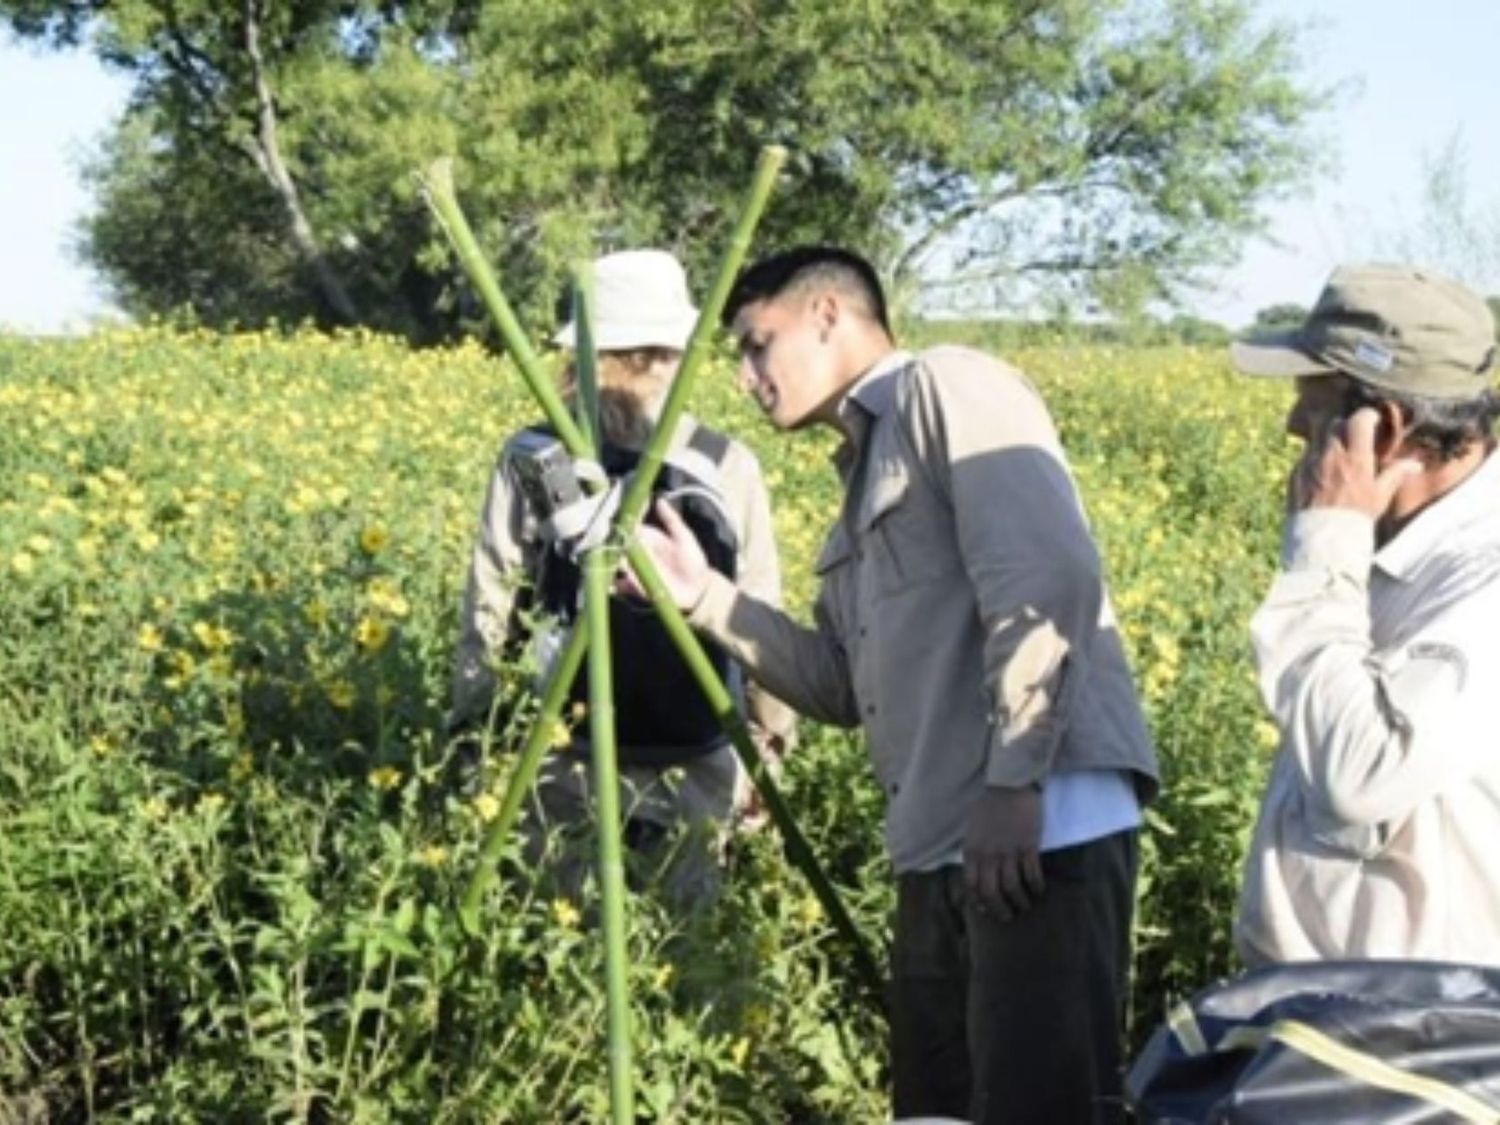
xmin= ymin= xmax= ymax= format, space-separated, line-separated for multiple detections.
xmin=2 ymin=1 xmax=1497 ymax=334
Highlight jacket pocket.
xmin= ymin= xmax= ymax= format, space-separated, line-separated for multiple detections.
xmin=855 ymin=459 xmax=958 ymax=596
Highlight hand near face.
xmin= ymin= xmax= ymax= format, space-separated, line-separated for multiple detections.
xmin=1291 ymin=407 xmax=1422 ymax=519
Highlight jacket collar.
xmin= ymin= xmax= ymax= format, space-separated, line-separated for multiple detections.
xmin=1375 ymin=448 xmax=1500 ymax=580
xmin=832 ymin=350 xmax=913 ymax=473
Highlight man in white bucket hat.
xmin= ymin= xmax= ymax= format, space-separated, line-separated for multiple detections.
xmin=451 ymin=248 xmax=796 ymax=904
xmin=551 ymin=248 xmax=702 ymax=353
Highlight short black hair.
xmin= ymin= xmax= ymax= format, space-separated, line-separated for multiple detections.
xmin=723 ymin=245 xmax=891 ymax=335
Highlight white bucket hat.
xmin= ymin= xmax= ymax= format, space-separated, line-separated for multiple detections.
xmin=552 ymin=248 xmax=700 ymax=352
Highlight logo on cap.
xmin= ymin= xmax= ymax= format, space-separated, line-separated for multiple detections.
xmin=1353 ymin=340 xmax=1395 ymax=374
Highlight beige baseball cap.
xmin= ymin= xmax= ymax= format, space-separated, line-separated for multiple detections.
xmin=1231 ymin=264 xmax=1497 ymax=399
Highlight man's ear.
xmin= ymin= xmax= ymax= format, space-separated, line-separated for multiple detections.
xmin=1375 ymin=398 xmax=1412 ymax=464
xmin=809 ymin=290 xmax=840 ymax=341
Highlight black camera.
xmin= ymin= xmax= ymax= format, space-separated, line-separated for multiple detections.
xmin=508 ymin=431 xmax=583 ymax=525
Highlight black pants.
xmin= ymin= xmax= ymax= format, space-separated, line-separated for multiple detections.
xmin=890 ymin=829 xmax=1138 ymax=1125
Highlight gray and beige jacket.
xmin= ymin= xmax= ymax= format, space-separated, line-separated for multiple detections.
xmin=691 ymin=346 xmax=1159 ymax=873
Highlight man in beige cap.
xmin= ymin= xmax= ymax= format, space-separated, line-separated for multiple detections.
xmin=450 ymin=248 xmax=795 ymax=904
xmin=1230 ymin=263 xmax=1500 ymax=966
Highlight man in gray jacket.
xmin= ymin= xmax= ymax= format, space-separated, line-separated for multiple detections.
xmin=1231 ymin=264 xmax=1500 ymax=967
xmin=632 ymin=246 xmax=1159 ymax=1124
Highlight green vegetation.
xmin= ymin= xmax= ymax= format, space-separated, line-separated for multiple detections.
xmin=3 ymin=0 xmax=1321 ymax=338
xmin=0 ymin=325 xmax=1291 ymax=1119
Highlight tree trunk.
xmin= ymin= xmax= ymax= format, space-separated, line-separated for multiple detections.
xmin=242 ymin=0 xmax=359 ymax=324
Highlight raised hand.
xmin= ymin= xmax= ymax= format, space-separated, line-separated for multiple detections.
xmin=1295 ymin=407 xmax=1422 ymax=519
xmin=617 ymin=498 xmax=713 ymax=610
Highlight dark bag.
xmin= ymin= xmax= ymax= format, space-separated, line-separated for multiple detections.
xmin=531 ymin=423 xmax=740 ymax=767
xmin=1127 ymin=959 xmax=1500 ymax=1124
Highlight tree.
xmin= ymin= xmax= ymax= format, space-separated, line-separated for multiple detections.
xmin=5 ymin=0 xmax=1325 ymax=341
xmin=1248 ymin=302 xmax=1308 ymax=333
xmin=1373 ymin=134 xmax=1500 ymax=298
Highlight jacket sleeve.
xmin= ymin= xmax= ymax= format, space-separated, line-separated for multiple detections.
xmin=723 ymin=444 xmax=801 ymax=755
xmin=903 ymin=349 xmax=1104 ymax=789
xmin=691 ymin=572 xmax=860 ymax=729
xmin=1251 ymin=507 xmax=1499 ymax=834
xmin=449 ymin=451 xmax=534 ymax=733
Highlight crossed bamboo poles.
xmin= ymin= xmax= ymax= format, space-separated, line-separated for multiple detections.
xmin=420 ymin=146 xmax=883 ymax=1123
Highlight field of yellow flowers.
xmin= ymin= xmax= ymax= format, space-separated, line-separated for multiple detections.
xmin=0 ymin=323 xmax=1290 ymax=1120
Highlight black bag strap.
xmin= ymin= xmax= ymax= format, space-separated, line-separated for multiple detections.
xmin=685 ymin=422 xmax=731 ymax=467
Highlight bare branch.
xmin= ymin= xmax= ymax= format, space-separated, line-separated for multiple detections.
xmin=242 ymin=0 xmax=359 ymax=323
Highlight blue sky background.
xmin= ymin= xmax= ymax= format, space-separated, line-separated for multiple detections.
xmin=2 ymin=0 xmax=1497 ymax=334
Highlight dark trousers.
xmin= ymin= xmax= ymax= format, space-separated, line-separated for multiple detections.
xmin=890 ymin=829 xmax=1138 ymax=1125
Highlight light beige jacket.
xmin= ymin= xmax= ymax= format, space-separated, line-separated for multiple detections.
xmin=450 ymin=415 xmax=796 ymax=754
xmin=1238 ymin=449 xmax=1500 ymax=966
xmin=690 ymin=347 xmax=1158 ymax=872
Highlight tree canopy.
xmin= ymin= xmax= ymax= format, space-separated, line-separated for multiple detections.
xmin=5 ymin=0 xmax=1325 ymax=342
xmin=1248 ymin=301 xmax=1309 ymax=333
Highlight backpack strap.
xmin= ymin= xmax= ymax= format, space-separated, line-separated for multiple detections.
xmin=664 ymin=422 xmax=731 ymax=503
xmin=686 ymin=422 xmax=731 ymax=466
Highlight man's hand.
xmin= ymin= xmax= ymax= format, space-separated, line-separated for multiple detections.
xmin=617 ymin=498 xmax=713 ymax=610
xmin=963 ymin=784 xmax=1045 ymax=920
xmin=1292 ymin=408 xmax=1422 ymax=518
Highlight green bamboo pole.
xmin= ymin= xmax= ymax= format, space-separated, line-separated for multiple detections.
xmin=572 ymin=264 xmax=601 ymax=452
xmin=424 ymin=145 xmax=885 ymax=1017
xmin=456 ymin=261 xmax=605 ymax=925
xmin=583 ymin=545 xmax=633 ymax=1122
xmin=417 ymin=157 xmax=590 ymax=457
xmin=459 ymin=622 xmax=588 ymax=934
xmin=621 ymin=539 xmax=887 ymax=1010
xmin=598 ymin=141 xmax=887 ymax=1009
xmin=571 ymin=262 xmax=636 ymax=1121
xmin=612 ymin=145 xmax=785 ymax=532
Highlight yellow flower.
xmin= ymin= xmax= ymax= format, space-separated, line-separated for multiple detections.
xmin=551 ymin=898 xmax=582 ymax=929
xmin=304 ymin=598 xmax=330 ymax=627
xmin=730 ymin=1036 xmax=751 ymax=1068
xmin=798 ymin=896 xmax=824 ymax=927
xmin=10 ymin=552 xmax=35 ymax=576
xmin=325 ymin=679 xmax=356 ymax=710
xmin=356 ymin=615 xmax=391 ymax=654
xmin=138 ymin=624 xmax=165 ymax=653
xmin=471 ymin=792 xmax=500 ymax=822
xmin=25 ymin=534 xmax=52 ymax=554
xmin=89 ymin=735 xmax=117 ymax=757
xmin=359 ymin=523 xmax=390 ymax=555
xmin=652 ymin=963 xmax=674 ymax=990
xmin=367 ymin=576 xmax=410 ymax=618
xmin=549 ymin=720 xmax=573 ymax=750
xmin=141 ymin=796 xmax=169 ymax=821
xmin=197 ymin=792 xmax=226 ymax=815
xmin=191 ymin=620 xmax=234 ymax=651
xmin=417 ymin=845 xmax=449 ymax=868
xmin=368 ymin=766 xmax=402 ymax=790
